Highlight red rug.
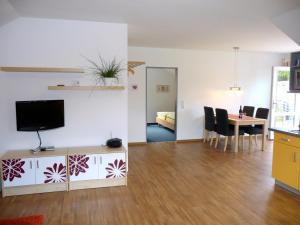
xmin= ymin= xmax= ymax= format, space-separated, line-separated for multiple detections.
xmin=0 ymin=215 xmax=44 ymax=225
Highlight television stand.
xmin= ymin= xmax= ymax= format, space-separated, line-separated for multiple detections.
xmin=1 ymin=145 xmax=127 ymax=197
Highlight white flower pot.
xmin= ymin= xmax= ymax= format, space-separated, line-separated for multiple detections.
xmin=103 ymin=78 xmax=118 ymax=86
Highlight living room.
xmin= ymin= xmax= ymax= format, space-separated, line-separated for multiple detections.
xmin=1 ymin=0 xmax=300 ymax=224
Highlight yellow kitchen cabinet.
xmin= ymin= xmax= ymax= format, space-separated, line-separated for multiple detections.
xmin=272 ymin=132 xmax=300 ymax=190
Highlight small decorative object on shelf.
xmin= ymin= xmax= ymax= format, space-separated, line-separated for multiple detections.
xmin=84 ymin=55 xmax=125 ymax=86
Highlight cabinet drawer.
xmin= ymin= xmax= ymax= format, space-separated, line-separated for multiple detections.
xmin=274 ymin=133 xmax=300 ymax=148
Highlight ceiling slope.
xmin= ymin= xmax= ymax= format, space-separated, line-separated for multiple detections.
xmin=5 ymin=0 xmax=300 ymax=52
xmin=272 ymin=8 xmax=300 ymax=47
xmin=0 ymin=0 xmax=19 ymax=27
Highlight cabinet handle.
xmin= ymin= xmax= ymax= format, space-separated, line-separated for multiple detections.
xmin=94 ymin=156 xmax=96 ymax=165
xmin=281 ymin=138 xmax=291 ymax=142
xmin=100 ymin=156 xmax=102 ymax=165
xmin=294 ymin=152 xmax=298 ymax=163
xmin=30 ymin=160 xmax=32 ymax=169
xmin=36 ymin=160 xmax=39 ymax=169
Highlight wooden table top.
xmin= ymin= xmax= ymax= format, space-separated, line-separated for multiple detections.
xmin=228 ymin=114 xmax=266 ymax=122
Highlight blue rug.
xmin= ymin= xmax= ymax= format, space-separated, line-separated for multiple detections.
xmin=147 ymin=124 xmax=176 ymax=142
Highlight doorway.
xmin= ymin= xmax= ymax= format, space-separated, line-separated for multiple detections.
xmin=269 ymin=66 xmax=300 ymax=139
xmin=146 ymin=67 xmax=177 ymax=143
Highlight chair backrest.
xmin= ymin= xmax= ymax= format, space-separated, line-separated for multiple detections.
xmin=215 ymin=108 xmax=229 ymax=135
xmin=243 ymin=106 xmax=255 ymax=117
xmin=255 ymin=108 xmax=269 ymax=119
xmin=204 ymin=106 xmax=215 ymax=131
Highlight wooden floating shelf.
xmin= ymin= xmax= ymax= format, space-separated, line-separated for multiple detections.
xmin=128 ymin=61 xmax=145 ymax=75
xmin=48 ymin=86 xmax=125 ymax=91
xmin=0 ymin=67 xmax=84 ymax=73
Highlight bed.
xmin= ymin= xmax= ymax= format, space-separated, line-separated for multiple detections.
xmin=156 ymin=112 xmax=175 ymax=131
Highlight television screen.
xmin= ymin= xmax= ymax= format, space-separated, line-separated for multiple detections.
xmin=16 ymin=100 xmax=64 ymax=131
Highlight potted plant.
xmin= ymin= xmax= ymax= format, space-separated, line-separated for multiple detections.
xmin=85 ymin=55 xmax=125 ymax=86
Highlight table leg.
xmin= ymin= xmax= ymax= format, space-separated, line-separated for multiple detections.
xmin=234 ymin=123 xmax=239 ymax=153
xmin=262 ymin=121 xmax=266 ymax=151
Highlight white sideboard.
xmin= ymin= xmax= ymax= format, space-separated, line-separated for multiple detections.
xmin=1 ymin=146 xmax=127 ymax=197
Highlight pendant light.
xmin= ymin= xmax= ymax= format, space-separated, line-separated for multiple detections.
xmin=229 ymin=47 xmax=242 ymax=92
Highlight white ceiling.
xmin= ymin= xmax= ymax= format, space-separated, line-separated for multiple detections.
xmin=3 ymin=0 xmax=300 ymax=52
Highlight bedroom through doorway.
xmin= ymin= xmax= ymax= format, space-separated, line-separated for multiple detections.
xmin=146 ymin=67 xmax=177 ymax=143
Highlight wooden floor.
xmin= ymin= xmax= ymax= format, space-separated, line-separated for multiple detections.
xmin=1 ymin=140 xmax=300 ymax=225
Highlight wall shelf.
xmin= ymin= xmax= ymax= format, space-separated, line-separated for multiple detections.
xmin=1 ymin=63 xmax=144 ymax=75
xmin=0 ymin=67 xmax=84 ymax=73
xmin=128 ymin=61 xmax=145 ymax=75
xmin=48 ymin=86 xmax=125 ymax=91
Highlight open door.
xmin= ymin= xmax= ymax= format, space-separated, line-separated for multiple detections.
xmin=269 ymin=66 xmax=298 ymax=139
xmin=146 ymin=67 xmax=177 ymax=143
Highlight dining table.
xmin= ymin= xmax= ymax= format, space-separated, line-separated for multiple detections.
xmin=228 ymin=114 xmax=267 ymax=152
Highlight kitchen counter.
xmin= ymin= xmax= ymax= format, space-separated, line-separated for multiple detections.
xmin=269 ymin=127 xmax=300 ymax=137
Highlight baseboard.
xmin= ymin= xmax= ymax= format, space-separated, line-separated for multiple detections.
xmin=128 ymin=142 xmax=147 ymax=146
xmin=176 ymin=138 xmax=202 ymax=143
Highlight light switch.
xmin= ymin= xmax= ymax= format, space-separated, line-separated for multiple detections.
xmin=180 ymin=100 xmax=184 ymax=109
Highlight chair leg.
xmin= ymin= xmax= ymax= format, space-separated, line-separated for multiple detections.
xmin=203 ymin=130 xmax=207 ymax=143
xmin=255 ymin=135 xmax=258 ymax=146
xmin=215 ymin=134 xmax=219 ymax=148
xmin=241 ymin=135 xmax=244 ymax=150
xmin=249 ymin=135 xmax=252 ymax=151
xmin=224 ymin=136 xmax=228 ymax=152
xmin=210 ymin=132 xmax=214 ymax=147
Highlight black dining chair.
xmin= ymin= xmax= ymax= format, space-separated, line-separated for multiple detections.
xmin=243 ymin=106 xmax=255 ymax=117
xmin=215 ymin=108 xmax=245 ymax=152
xmin=203 ymin=106 xmax=216 ymax=146
xmin=243 ymin=108 xmax=269 ymax=149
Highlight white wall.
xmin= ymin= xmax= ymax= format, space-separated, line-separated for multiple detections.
xmin=128 ymin=47 xmax=285 ymax=142
xmin=146 ymin=68 xmax=176 ymax=123
xmin=0 ymin=18 xmax=128 ymax=153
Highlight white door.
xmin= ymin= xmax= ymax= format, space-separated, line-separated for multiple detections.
xmin=2 ymin=158 xmax=35 ymax=187
xmin=270 ymin=67 xmax=298 ymax=139
xmin=99 ymin=153 xmax=126 ymax=179
xmin=69 ymin=154 xmax=99 ymax=181
xmin=35 ymin=156 xmax=67 ymax=184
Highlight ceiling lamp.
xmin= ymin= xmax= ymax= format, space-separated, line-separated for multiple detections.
xmin=229 ymin=47 xmax=242 ymax=93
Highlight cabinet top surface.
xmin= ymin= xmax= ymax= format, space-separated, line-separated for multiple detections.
xmin=68 ymin=146 xmax=126 ymax=155
xmin=1 ymin=146 xmax=126 ymax=160
xmin=269 ymin=128 xmax=300 ymax=138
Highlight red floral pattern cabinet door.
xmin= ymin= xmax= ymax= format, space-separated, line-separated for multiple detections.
xmin=2 ymin=158 xmax=35 ymax=187
xmin=35 ymin=156 xmax=67 ymax=184
xmin=69 ymin=154 xmax=99 ymax=181
xmin=99 ymin=153 xmax=126 ymax=179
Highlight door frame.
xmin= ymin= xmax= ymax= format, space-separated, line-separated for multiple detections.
xmin=145 ymin=67 xmax=178 ymax=142
xmin=269 ymin=66 xmax=291 ymax=139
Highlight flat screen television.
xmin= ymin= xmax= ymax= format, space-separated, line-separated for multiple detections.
xmin=16 ymin=100 xmax=64 ymax=131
